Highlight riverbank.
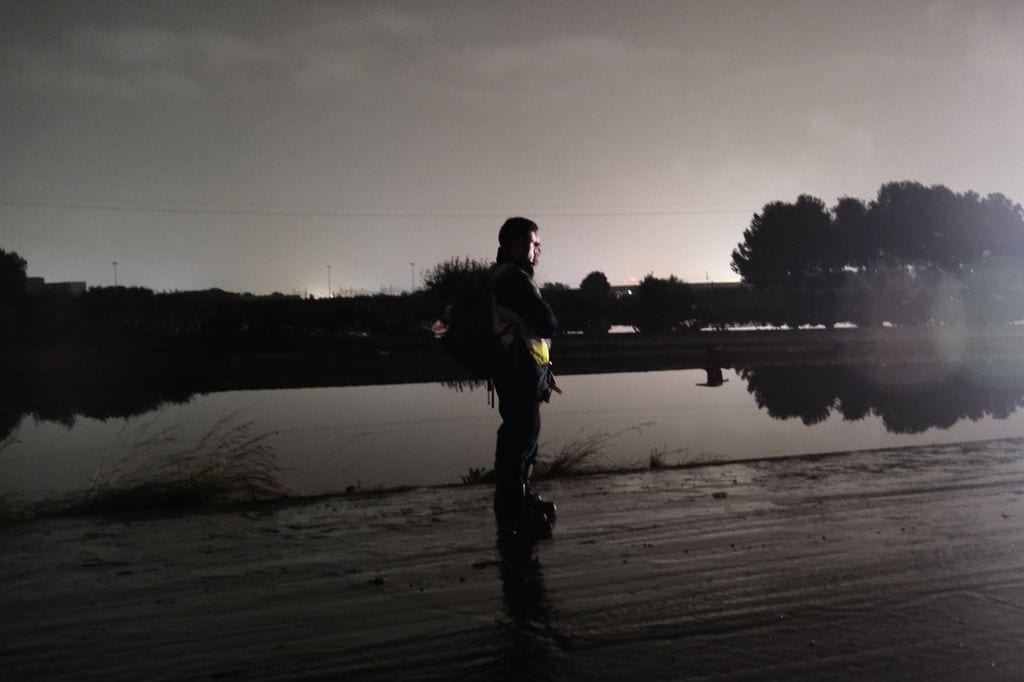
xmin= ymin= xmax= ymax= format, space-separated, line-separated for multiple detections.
xmin=4 ymin=438 xmax=1024 ymax=680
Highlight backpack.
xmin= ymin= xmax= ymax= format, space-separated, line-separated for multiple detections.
xmin=440 ymin=274 xmax=499 ymax=381
xmin=438 ymin=264 xmax=516 ymax=391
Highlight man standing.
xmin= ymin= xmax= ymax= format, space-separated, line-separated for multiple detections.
xmin=489 ymin=217 xmax=559 ymax=538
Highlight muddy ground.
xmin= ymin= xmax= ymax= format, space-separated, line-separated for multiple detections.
xmin=4 ymin=438 xmax=1024 ymax=680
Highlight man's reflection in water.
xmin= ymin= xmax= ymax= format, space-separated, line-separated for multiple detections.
xmin=495 ymin=535 xmax=560 ymax=681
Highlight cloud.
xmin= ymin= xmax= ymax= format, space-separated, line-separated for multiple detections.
xmin=289 ymin=45 xmax=366 ymax=91
xmin=304 ymin=4 xmax=431 ymax=43
xmin=463 ymin=36 xmax=683 ymax=89
xmin=15 ymin=61 xmax=202 ymax=100
xmin=3 ymin=24 xmax=280 ymax=100
xmin=287 ymin=5 xmax=433 ymax=90
xmin=282 ymin=8 xmax=686 ymax=99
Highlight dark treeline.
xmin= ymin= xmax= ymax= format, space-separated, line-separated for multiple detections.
xmin=4 ymin=180 xmax=1024 ymax=349
xmin=0 ymin=252 xmax=696 ymax=346
xmin=2 ymin=281 xmax=438 ymax=350
xmin=423 ymin=256 xmax=700 ymax=333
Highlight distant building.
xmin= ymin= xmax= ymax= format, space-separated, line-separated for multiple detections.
xmin=609 ymin=285 xmax=632 ymax=298
xmin=24 ymin=277 xmax=44 ymax=295
xmin=45 ymin=281 xmax=87 ymax=297
xmin=24 ymin=276 xmax=87 ymax=297
xmin=688 ymin=281 xmax=746 ymax=294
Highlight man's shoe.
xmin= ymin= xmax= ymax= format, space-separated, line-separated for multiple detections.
xmin=496 ymin=505 xmax=553 ymax=541
xmin=525 ymin=491 xmax=557 ymax=527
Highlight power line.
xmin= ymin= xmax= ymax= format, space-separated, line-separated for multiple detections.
xmin=0 ymin=195 xmax=754 ymax=219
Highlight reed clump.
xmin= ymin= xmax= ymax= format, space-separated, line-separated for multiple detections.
xmin=534 ymin=423 xmax=654 ymax=479
xmin=0 ymin=438 xmax=28 ymax=523
xmin=0 ymin=492 xmax=31 ymax=524
xmin=459 ymin=423 xmax=674 ymax=485
xmin=62 ymin=414 xmax=289 ymax=515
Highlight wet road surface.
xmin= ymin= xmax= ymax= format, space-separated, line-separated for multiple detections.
xmin=4 ymin=439 xmax=1024 ymax=680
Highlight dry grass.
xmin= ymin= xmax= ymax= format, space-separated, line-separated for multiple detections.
xmin=0 ymin=492 xmax=29 ymax=524
xmin=459 ymin=423 xmax=689 ymax=485
xmin=58 ymin=414 xmax=289 ymax=516
xmin=0 ymin=437 xmax=26 ymax=523
xmin=534 ymin=423 xmax=655 ymax=479
xmin=459 ymin=466 xmax=493 ymax=485
xmin=648 ymin=446 xmax=669 ymax=470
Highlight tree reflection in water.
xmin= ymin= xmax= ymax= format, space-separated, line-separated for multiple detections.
xmin=738 ymin=363 xmax=1024 ymax=434
xmin=0 ymin=378 xmax=198 ymax=442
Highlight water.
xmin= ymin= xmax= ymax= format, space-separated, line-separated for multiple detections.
xmin=4 ymin=364 xmax=1024 ymax=498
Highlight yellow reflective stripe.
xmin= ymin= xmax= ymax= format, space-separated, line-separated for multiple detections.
xmin=528 ymin=338 xmax=550 ymax=365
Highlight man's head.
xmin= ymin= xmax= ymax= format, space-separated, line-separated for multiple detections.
xmin=498 ymin=217 xmax=541 ymax=266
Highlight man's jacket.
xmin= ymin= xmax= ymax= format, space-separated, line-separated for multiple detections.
xmin=488 ymin=248 xmax=558 ymax=401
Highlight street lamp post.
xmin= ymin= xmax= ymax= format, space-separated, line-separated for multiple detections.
xmin=112 ymin=261 xmax=118 ymax=287
xmin=410 ymin=262 xmax=415 ymax=292
xmin=327 ymin=265 xmax=332 ymax=299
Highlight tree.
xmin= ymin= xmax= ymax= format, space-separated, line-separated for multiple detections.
xmin=579 ymin=271 xmax=611 ymax=299
xmin=975 ymin=192 xmax=1024 ymax=260
xmin=730 ymin=195 xmax=835 ymax=289
xmin=865 ymin=181 xmax=1024 ymax=272
xmin=833 ymin=196 xmax=874 ymax=269
xmin=578 ymin=271 xmax=612 ymax=334
xmin=423 ymin=256 xmax=491 ymax=301
xmin=0 ymin=248 xmax=28 ymax=342
xmin=632 ymin=274 xmax=692 ymax=333
xmin=0 ymin=248 xmax=27 ymax=300
xmin=870 ymin=182 xmax=964 ymax=269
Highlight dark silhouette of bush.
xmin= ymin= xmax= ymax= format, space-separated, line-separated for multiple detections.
xmin=0 ymin=248 xmax=28 ymax=343
xmin=536 ymin=286 xmax=583 ymax=332
xmin=632 ymin=274 xmax=694 ymax=333
xmin=578 ymin=271 xmax=612 ymax=334
xmin=0 ymin=248 xmax=26 ymax=300
xmin=423 ymin=256 xmax=491 ymax=302
xmin=580 ymin=271 xmax=611 ymax=299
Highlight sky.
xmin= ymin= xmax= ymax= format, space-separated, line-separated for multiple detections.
xmin=2 ymin=0 xmax=1024 ymax=296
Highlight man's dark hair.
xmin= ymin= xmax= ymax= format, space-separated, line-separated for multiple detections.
xmin=498 ymin=217 xmax=539 ymax=247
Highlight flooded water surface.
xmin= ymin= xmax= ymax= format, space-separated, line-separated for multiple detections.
xmin=4 ymin=363 xmax=1024 ymax=498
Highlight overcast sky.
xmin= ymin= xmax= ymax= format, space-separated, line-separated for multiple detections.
xmin=2 ymin=0 xmax=1023 ymax=295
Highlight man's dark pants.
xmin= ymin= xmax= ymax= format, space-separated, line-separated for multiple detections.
xmin=493 ymin=373 xmax=541 ymax=521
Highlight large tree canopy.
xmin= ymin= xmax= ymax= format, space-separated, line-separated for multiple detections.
xmin=731 ymin=182 xmax=1024 ymax=289
xmin=730 ymin=195 xmax=834 ymax=289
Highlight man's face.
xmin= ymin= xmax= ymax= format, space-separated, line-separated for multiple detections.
xmin=523 ymin=230 xmax=542 ymax=266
